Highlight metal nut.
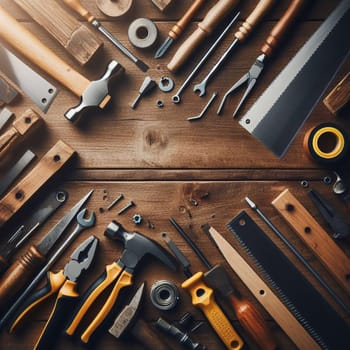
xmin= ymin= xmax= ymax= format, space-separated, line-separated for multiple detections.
xmin=159 ymin=77 xmax=174 ymax=92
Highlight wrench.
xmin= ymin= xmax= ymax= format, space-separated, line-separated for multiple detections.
xmin=0 ymin=208 xmax=96 ymax=328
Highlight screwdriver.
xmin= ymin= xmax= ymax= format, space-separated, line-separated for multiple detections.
xmin=163 ymin=231 xmax=244 ymax=350
xmin=130 ymin=77 xmax=157 ymax=109
xmin=169 ymin=218 xmax=277 ymax=350
xmin=61 ymin=0 xmax=148 ymax=72
xmin=193 ymin=0 xmax=275 ymax=97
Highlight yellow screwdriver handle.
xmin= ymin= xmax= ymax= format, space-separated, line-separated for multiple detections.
xmin=182 ymin=272 xmax=244 ymax=350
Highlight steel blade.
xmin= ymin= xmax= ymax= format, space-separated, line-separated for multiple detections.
xmin=0 ymin=45 xmax=57 ymax=113
xmin=239 ymin=0 xmax=350 ymax=157
xmin=36 ymin=190 xmax=93 ymax=256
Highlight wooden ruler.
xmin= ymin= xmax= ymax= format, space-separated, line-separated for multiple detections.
xmin=206 ymin=225 xmax=320 ymax=350
xmin=272 ymin=189 xmax=350 ymax=294
xmin=0 ymin=140 xmax=76 ymax=228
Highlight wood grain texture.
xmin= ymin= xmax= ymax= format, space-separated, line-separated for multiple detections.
xmin=272 ymin=189 xmax=350 ymax=294
xmin=0 ymin=0 xmax=349 ymax=349
xmin=13 ymin=0 xmax=103 ymax=66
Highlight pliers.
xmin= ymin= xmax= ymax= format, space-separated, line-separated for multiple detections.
xmin=9 ymin=235 xmax=99 ymax=350
xmin=217 ymin=0 xmax=305 ymax=118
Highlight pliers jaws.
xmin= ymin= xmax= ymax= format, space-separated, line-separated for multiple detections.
xmin=64 ymin=236 xmax=98 ymax=282
xmin=217 ymin=54 xmax=265 ymax=118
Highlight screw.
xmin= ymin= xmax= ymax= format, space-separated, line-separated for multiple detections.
xmin=118 ymin=201 xmax=135 ymax=215
xmin=300 ymin=180 xmax=309 ymax=188
xmin=107 ymin=194 xmax=124 ymax=211
xmin=323 ymin=176 xmax=332 ymax=185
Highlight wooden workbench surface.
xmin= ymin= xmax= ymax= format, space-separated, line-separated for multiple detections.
xmin=0 ymin=1 xmax=349 ymax=349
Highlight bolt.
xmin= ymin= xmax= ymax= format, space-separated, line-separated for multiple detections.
xmin=118 ymin=201 xmax=135 ymax=215
xmin=107 ymin=194 xmax=124 ymax=211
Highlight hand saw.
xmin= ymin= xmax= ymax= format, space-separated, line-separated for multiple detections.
xmin=239 ymin=0 xmax=350 ymax=157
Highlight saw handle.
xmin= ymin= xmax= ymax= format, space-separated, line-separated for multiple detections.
xmin=61 ymin=0 xmax=95 ymax=22
xmin=261 ymin=0 xmax=305 ymax=56
xmin=235 ymin=0 xmax=275 ymax=41
xmin=0 ymin=246 xmax=45 ymax=312
xmin=182 ymin=272 xmax=244 ymax=350
xmin=0 ymin=6 xmax=89 ymax=96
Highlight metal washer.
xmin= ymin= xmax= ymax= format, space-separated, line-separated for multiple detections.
xmin=159 ymin=77 xmax=174 ymax=93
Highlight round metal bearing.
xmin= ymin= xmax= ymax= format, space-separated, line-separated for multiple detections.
xmin=150 ymin=280 xmax=180 ymax=311
xmin=159 ymin=77 xmax=174 ymax=93
xmin=128 ymin=18 xmax=158 ymax=49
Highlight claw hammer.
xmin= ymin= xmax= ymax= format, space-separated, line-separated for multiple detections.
xmin=0 ymin=6 xmax=124 ymax=123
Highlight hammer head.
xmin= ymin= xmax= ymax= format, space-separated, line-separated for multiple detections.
xmin=105 ymin=221 xmax=177 ymax=272
xmin=65 ymin=60 xmax=124 ymax=123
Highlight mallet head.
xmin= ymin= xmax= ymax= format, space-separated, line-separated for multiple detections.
xmin=65 ymin=60 xmax=124 ymax=123
xmin=105 ymin=221 xmax=177 ymax=272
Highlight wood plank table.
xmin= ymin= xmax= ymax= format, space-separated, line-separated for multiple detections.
xmin=0 ymin=1 xmax=349 ymax=349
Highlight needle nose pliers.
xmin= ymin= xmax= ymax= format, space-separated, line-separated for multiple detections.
xmin=9 ymin=235 xmax=99 ymax=350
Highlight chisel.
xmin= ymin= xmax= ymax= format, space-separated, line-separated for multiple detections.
xmin=0 ymin=190 xmax=93 ymax=313
xmin=170 ymin=218 xmax=277 ymax=350
xmin=155 ymin=0 xmax=206 ymax=59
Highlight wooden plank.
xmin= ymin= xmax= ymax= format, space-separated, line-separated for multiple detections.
xmin=272 ymin=189 xmax=350 ymax=294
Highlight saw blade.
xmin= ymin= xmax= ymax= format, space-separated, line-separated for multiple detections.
xmin=0 ymin=45 xmax=57 ymax=113
xmin=227 ymin=211 xmax=350 ymax=350
xmin=239 ymin=0 xmax=350 ymax=157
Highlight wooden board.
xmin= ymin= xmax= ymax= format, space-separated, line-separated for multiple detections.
xmin=0 ymin=1 xmax=349 ymax=349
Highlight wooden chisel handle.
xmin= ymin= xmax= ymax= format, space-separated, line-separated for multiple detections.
xmin=261 ymin=0 xmax=305 ymax=56
xmin=61 ymin=0 xmax=95 ymax=22
xmin=167 ymin=0 xmax=240 ymax=72
xmin=234 ymin=0 xmax=275 ymax=42
xmin=168 ymin=0 xmax=206 ymax=40
xmin=0 ymin=109 xmax=43 ymax=160
xmin=0 ymin=6 xmax=90 ymax=96
xmin=0 ymin=246 xmax=45 ymax=312
xmin=228 ymin=294 xmax=277 ymax=350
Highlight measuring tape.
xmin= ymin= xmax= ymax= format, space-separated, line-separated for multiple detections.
xmin=303 ymin=122 xmax=348 ymax=164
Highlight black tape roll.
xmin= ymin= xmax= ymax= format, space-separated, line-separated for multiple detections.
xmin=303 ymin=122 xmax=349 ymax=164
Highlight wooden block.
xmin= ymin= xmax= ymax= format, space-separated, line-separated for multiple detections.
xmin=152 ymin=0 xmax=173 ymax=11
xmin=0 ymin=109 xmax=43 ymax=160
xmin=0 ymin=140 xmax=76 ymax=228
xmin=272 ymin=189 xmax=350 ymax=294
xmin=323 ymin=71 xmax=350 ymax=115
xmin=13 ymin=0 xmax=103 ymax=66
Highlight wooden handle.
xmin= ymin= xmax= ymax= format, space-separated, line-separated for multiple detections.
xmin=14 ymin=0 xmax=103 ymax=66
xmin=0 ymin=246 xmax=45 ymax=312
xmin=235 ymin=0 xmax=274 ymax=41
xmin=131 ymin=319 xmax=171 ymax=350
xmin=62 ymin=0 xmax=95 ymax=22
xmin=0 ymin=140 xmax=76 ymax=228
xmin=167 ymin=0 xmax=239 ymax=72
xmin=0 ymin=6 xmax=90 ymax=96
xmin=261 ymin=0 xmax=305 ymax=56
xmin=228 ymin=294 xmax=277 ymax=350
xmin=272 ymin=189 xmax=350 ymax=294
xmin=0 ymin=109 xmax=43 ymax=159
xmin=323 ymin=71 xmax=350 ymax=115
xmin=169 ymin=0 xmax=206 ymax=40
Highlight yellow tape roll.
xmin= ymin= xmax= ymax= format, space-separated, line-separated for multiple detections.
xmin=303 ymin=123 xmax=349 ymax=164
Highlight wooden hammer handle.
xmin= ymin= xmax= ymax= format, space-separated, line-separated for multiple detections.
xmin=0 ymin=246 xmax=45 ymax=312
xmin=261 ymin=0 xmax=305 ymax=56
xmin=167 ymin=0 xmax=239 ymax=72
xmin=0 ymin=6 xmax=90 ymax=96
